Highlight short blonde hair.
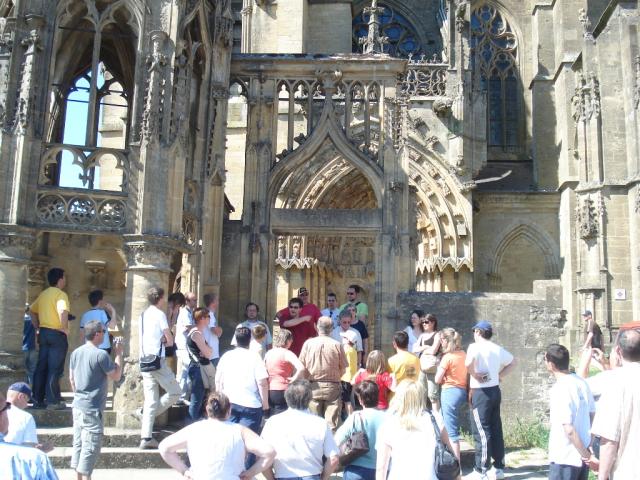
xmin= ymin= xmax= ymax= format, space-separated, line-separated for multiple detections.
xmin=365 ymin=350 xmax=388 ymax=375
xmin=252 ymin=324 xmax=267 ymax=341
xmin=389 ymin=380 xmax=427 ymax=431
xmin=440 ymin=327 xmax=462 ymax=354
xmin=273 ymin=328 xmax=292 ymax=348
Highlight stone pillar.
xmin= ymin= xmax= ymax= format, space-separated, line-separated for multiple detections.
xmin=113 ymin=235 xmax=179 ymax=428
xmin=0 ymin=227 xmax=34 ymax=387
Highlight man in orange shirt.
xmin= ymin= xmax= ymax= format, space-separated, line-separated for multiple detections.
xmin=30 ymin=268 xmax=70 ymax=410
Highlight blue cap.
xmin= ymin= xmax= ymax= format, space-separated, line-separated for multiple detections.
xmin=582 ymin=310 xmax=592 ymax=317
xmin=472 ymin=321 xmax=492 ymax=332
xmin=8 ymin=382 xmax=32 ymax=400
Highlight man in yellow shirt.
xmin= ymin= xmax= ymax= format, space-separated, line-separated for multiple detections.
xmin=388 ymin=330 xmax=420 ymax=384
xmin=30 ymin=268 xmax=70 ymax=410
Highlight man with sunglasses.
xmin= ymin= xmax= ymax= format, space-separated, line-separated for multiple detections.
xmin=275 ymin=289 xmax=321 ymax=356
xmin=0 ymin=392 xmax=58 ymax=479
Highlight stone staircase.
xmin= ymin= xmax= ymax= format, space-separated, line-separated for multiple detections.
xmin=33 ymin=393 xmax=186 ymax=469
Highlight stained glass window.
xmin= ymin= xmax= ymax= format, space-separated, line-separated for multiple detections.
xmin=470 ymin=5 xmax=519 ymax=148
xmin=352 ymin=4 xmax=424 ymax=58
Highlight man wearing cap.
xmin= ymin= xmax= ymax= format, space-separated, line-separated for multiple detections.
xmin=0 ymin=392 xmax=58 ymax=480
xmin=276 ymin=288 xmax=322 ymax=356
xmin=30 ymin=267 xmax=71 ymax=410
xmin=465 ymin=321 xmax=517 ymax=480
xmin=5 ymin=383 xmax=38 ymax=447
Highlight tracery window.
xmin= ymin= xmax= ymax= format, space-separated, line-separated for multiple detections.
xmin=352 ymin=4 xmax=424 ymax=58
xmin=470 ymin=5 xmax=519 ymax=148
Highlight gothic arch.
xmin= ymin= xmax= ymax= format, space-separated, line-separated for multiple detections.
xmin=267 ymin=98 xmax=384 ymax=210
xmin=489 ymin=223 xmax=561 ymax=281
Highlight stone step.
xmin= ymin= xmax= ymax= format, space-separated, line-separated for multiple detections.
xmin=48 ymin=446 xmax=187 ymax=469
xmin=38 ymin=427 xmax=176 ymax=448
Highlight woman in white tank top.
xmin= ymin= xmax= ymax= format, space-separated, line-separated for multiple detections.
xmin=159 ymin=391 xmax=275 ymax=479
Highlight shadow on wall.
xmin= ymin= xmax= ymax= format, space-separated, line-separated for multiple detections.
xmin=397 ymin=280 xmax=566 ymax=420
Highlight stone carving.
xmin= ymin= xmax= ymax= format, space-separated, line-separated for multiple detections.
xmin=85 ymin=260 xmax=107 ymax=290
xmin=634 ymin=55 xmax=640 ymax=110
xmin=36 ymin=193 xmax=127 ymax=230
xmin=277 ymin=236 xmax=286 ymax=259
xmin=578 ymin=9 xmax=593 ymax=39
xmin=13 ymin=16 xmax=43 ymax=134
xmin=576 ymin=195 xmax=603 ymax=240
xmin=359 ymin=0 xmax=388 ymax=54
xmin=432 ymin=96 xmax=454 ymax=117
xmin=141 ymin=32 xmax=168 ymax=142
xmin=169 ymin=47 xmax=191 ymax=144
xmin=124 ymin=241 xmax=176 ymax=270
xmin=0 ymin=17 xmax=13 ymax=53
xmin=571 ymin=72 xmax=600 ymax=123
xmin=215 ymin=0 xmax=234 ymax=47
xmin=455 ymin=1 xmax=468 ymax=33
xmin=400 ymin=64 xmax=448 ymax=97
xmin=182 ymin=214 xmax=197 ymax=246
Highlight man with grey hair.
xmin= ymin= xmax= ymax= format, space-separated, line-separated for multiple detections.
xmin=299 ymin=316 xmax=347 ymax=431
xmin=139 ymin=287 xmax=181 ymax=449
xmin=69 ymin=320 xmax=123 ymax=479
xmin=331 ymin=309 xmax=363 ymax=366
xmin=261 ymin=379 xmax=339 ymax=480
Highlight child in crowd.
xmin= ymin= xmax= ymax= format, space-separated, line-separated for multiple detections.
xmin=250 ymin=324 xmax=267 ymax=359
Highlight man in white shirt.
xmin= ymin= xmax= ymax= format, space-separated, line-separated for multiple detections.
xmin=174 ymin=292 xmax=195 ymax=403
xmin=465 ymin=321 xmax=517 ymax=480
xmin=321 ymin=292 xmax=340 ymax=329
xmin=544 ymin=344 xmax=595 ymax=480
xmin=215 ymin=326 xmax=269 ymax=434
xmin=231 ymin=302 xmax=272 ymax=351
xmin=203 ymin=293 xmax=222 ymax=367
xmin=139 ymin=287 xmax=181 ymax=450
xmin=331 ymin=309 xmax=363 ymax=365
xmin=261 ymin=379 xmax=339 ymax=480
xmin=591 ymin=325 xmax=640 ymax=480
xmin=5 ymin=383 xmax=38 ymax=447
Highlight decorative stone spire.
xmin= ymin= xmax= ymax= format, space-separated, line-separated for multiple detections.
xmin=359 ymin=0 xmax=388 ymax=54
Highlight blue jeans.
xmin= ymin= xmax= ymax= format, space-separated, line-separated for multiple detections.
xmin=33 ymin=328 xmax=68 ymax=405
xmin=277 ymin=476 xmax=321 ymax=480
xmin=343 ymin=465 xmax=376 ymax=480
xmin=24 ymin=349 xmax=38 ymax=386
xmin=229 ymin=403 xmax=263 ymax=434
xmin=441 ymin=386 xmax=467 ymax=442
xmin=188 ymin=363 xmax=205 ymax=420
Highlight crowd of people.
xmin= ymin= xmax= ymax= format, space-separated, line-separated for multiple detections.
xmin=0 ymin=267 xmax=638 ymax=480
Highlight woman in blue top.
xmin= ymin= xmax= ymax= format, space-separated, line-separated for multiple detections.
xmin=334 ymin=380 xmax=386 ymax=480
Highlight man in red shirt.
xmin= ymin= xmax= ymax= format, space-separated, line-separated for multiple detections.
xmin=275 ymin=288 xmax=321 ymax=356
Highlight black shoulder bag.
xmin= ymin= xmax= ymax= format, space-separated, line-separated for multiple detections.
xmin=428 ymin=410 xmax=460 ymax=480
xmin=338 ymin=412 xmax=369 ymax=466
xmin=139 ymin=312 xmax=162 ymax=372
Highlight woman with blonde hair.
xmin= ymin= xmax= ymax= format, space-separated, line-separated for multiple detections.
xmin=264 ymin=328 xmax=305 ymax=415
xmin=435 ymin=328 xmax=467 ymax=460
xmin=376 ymin=380 xmax=455 ymax=480
xmin=352 ymin=350 xmax=395 ymax=409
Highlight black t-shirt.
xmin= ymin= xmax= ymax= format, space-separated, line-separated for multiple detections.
xmin=351 ymin=320 xmax=369 ymax=340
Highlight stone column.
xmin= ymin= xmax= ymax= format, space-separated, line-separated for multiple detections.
xmin=0 ymin=227 xmax=34 ymax=387
xmin=113 ymin=235 xmax=179 ymax=428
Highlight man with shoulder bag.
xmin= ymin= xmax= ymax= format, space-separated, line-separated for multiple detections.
xmin=139 ymin=287 xmax=181 ymax=450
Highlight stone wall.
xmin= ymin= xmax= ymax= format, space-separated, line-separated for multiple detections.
xmin=396 ymin=280 xmax=565 ymax=420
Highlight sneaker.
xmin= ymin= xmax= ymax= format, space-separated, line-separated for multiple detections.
xmin=139 ymin=438 xmax=159 ymax=450
xmin=465 ymin=471 xmax=488 ymax=480
xmin=492 ymin=468 xmax=505 ymax=479
xmin=46 ymin=401 xmax=67 ymax=411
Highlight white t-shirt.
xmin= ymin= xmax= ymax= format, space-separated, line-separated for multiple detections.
xmin=321 ymin=308 xmax=340 ymax=329
xmin=331 ymin=327 xmax=363 ymax=351
xmin=466 ymin=340 xmax=514 ymax=388
xmin=585 ymin=369 xmax=616 ymax=406
xmin=184 ymin=419 xmax=246 ymax=479
xmin=404 ymin=326 xmax=420 ymax=354
xmin=215 ymin=348 xmax=268 ymax=408
xmin=139 ymin=305 xmax=169 ymax=358
xmin=175 ymin=306 xmax=194 ymax=351
xmin=231 ymin=320 xmax=272 ymax=349
xmin=204 ymin=311 xmax=220 ymax=360
xmin=591 ymin=362 xmax=640 ymax=479
xmin=5 ymin=406 xmax=37 ymax=444
xmin=261 ymin=408 xmax=339 ymax=478
xmin=376 ymin=412 xmax=442 ymax=480
xmin=548 ymin=373 xmax=595 ymax=467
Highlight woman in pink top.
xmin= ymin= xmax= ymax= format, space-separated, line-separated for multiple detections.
xmin=263 ymin=329 xmax=305 ymax=415
xmin=353 ymin=350 xmax=396 ymax=409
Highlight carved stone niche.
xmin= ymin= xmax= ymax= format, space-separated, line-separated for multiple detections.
xmin=85 ymin=260 xmax=107 ymax=290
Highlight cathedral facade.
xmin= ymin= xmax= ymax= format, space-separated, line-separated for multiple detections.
xmin=0 ymin=0 xmax=638 ymax=419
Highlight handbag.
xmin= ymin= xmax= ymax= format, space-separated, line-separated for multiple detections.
xmin=427 ymin=410 xmax=460 ymax=480
xmin=139 ymin=312 xmax=162 ymax=373
xmin=338 ymin=412 xmax=369 ymax=466
xmin=420 ymin=353 xmax=439 ymax=373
